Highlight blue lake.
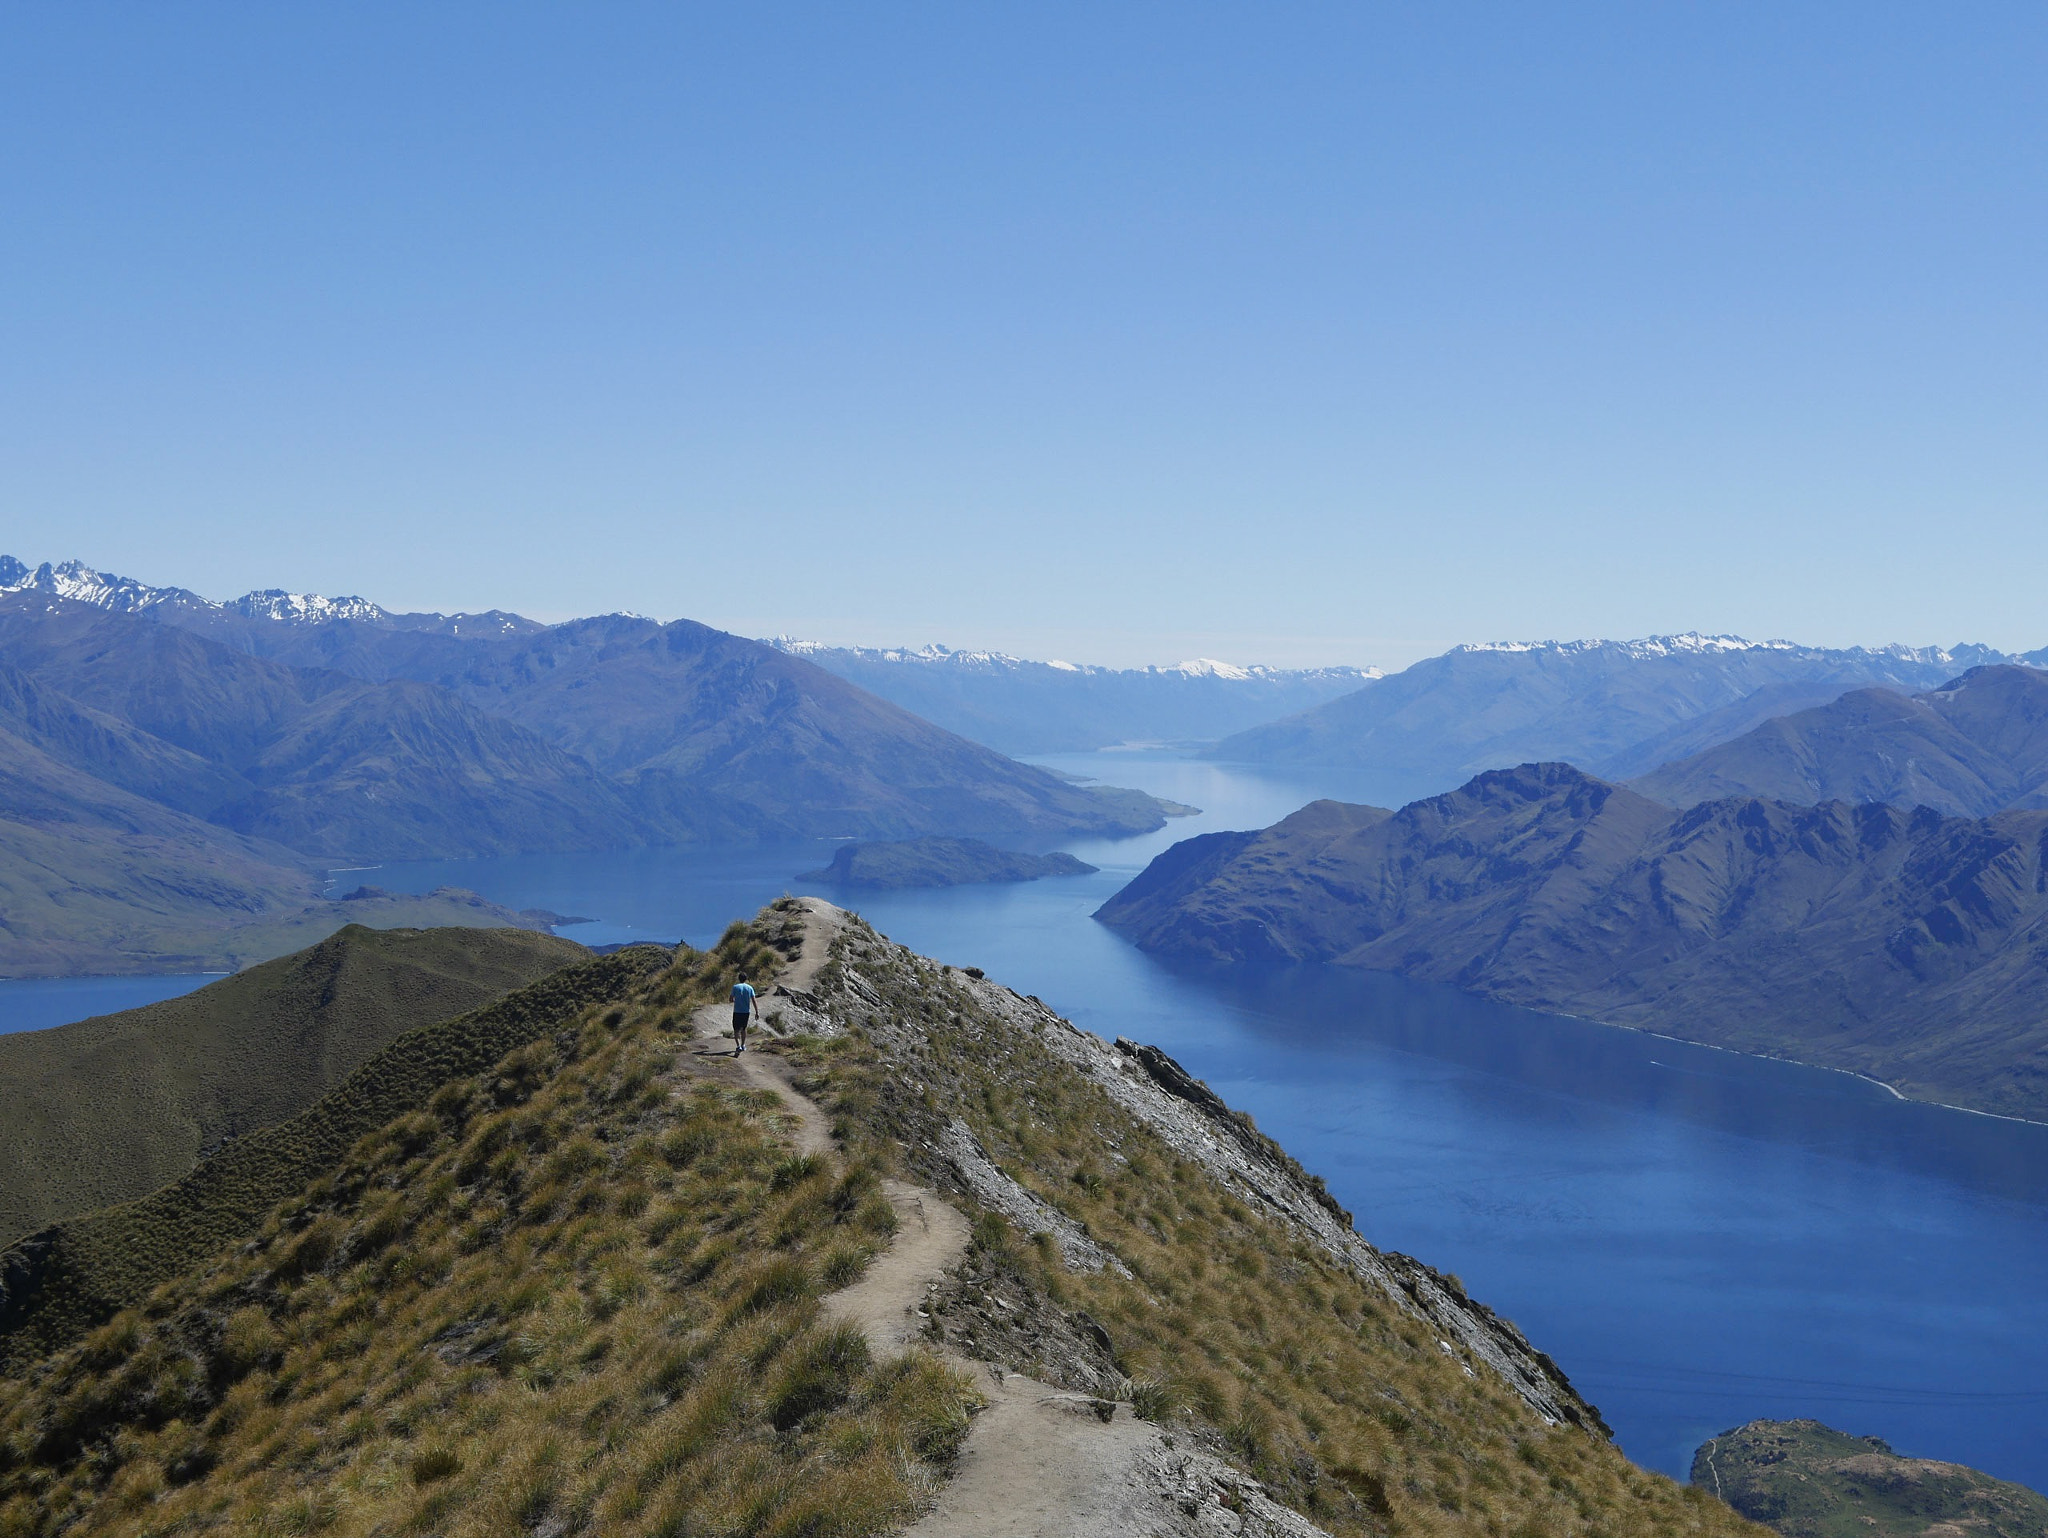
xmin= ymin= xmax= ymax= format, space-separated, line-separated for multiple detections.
xmin=0 ymin=972 xmax=218 ymax=1035
xmin=8 ymin=751 xmax=2046 ymax=1488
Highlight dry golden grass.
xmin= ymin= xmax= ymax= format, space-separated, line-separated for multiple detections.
xmin=0 ymin=925 xmax=977 ymax=1538
xmin=1 ymin=905 xmax=1767 ymax=1538
xmin=776 ymin=920 xmax=1767 ymax=1538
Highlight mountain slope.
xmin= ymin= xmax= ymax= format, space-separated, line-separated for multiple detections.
xmin=0 ymin=925 xmax=588 ymax=1250
xmin=1695 ymin=1419 xmax=2048 ymax=1537
xmin=0 ymin=904 xmax=1763 ymax=1538
xmin=1209 ymin=637 xmax=2022 ymax=797
xmin=771 ymin=639 xmax=1379 ymax=755
xmin=1634 ymin=665 xmax=2048 ymax=817
xmin=3 ymin=559 xmax=1171 ymax=847
xmin=1098 ymin=764 xmax=2048 ymax=1119
xmin=0 ymin=714 xmax=326 ymax=977
xmin=0 ymin=596 xmax=653 ymax=860
xmin=249 ymin=612 xmax=1171 ymax=840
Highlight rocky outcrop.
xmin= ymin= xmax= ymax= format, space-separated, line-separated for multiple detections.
xmin=799 ymin=920 xmax=1608 ymax=1435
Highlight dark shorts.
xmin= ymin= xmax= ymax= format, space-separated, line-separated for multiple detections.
xmin=732 ymin=1009 xmax=751 ymax=1030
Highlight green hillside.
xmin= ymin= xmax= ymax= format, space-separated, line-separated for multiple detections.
xmin=0 ymin=904 xmax=1764 ymax=1537
xmin=0 ymin=944 xmax=668 ymax=1369
xmin=0 ymin=925 xmax=589 ymax=1251
xmin=1695 ymin=1419 xmax=2048 ymax=1537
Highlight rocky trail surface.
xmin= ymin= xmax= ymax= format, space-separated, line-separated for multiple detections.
xmin=689 ymin=898 xmax=1334 ymax=1537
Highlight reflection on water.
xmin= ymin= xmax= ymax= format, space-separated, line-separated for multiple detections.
xmin=9 ymin=751 xmax=2048 ymax=1487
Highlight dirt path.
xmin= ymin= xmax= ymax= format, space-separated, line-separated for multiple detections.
xmin=689 ymin=899 xmax=1326 ymax=1537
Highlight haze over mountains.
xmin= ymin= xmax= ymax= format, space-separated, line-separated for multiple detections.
xmin=1209 ymin=635 xmax=2046 ymax=801
xmin=771 ymin=638 xmax=1378 ymax=754
xmin=1633 ymin=664 xmax=2048 ymax=818
xmin=1099 ymin=762 xmax=2048 ymax=1119
xmin=0 ymin=557 xmax=1175 ymax=975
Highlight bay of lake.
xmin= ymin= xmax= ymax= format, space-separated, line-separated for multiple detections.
xmin=7 ymin=751 xmax=2046 ymax=1487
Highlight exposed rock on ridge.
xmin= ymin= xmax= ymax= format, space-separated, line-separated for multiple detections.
xmin=796 ymin=918 xmax=1606 ymax=1433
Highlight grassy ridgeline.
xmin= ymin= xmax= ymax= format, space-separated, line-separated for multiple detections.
xmin=0 ymin=906 xmax=1767 ymax=1537
xmin=0 ymin=944 xmax=670 ymax=1371
xmin=0 ymin=926 xmax=590 ymax=1251
xmin=0 ymin=921 xmax=974 ymax=1538
xmin=785 ymin=918 xmax=1764 ymax=1538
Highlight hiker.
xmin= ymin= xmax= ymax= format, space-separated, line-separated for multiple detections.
xmin=730 ymin=972 xmax=756 ymax=1054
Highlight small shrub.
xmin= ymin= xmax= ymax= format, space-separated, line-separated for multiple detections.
xmin=661 ymin=1125 xmax=716 ymax=1169
xmin=766 ymin=1325 xmax=870 ymax=1429
xmin=735 ymin=1256 xmax=813 ymax=1317
xmin=854 ymin=1196 xmax=899 ymax=1237
xmin=409 ymin=1442 xmax=463 ymax=1485
xmin=277 ymin=1217 xmax=345 ymax=1281
xmin=216 ymin=1307 xmax=282 ymax=1378
xmin=1130 ymin=1378 xmax=1178 ymax=1422
xmin=821 ymin=1244 xmax=868 ymax=1290
xmin=770 ymin=1153 xmax=824 ymax=1192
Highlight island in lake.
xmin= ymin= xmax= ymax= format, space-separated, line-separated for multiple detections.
xmin=801 ymin=835 xmax=1097 ymax=889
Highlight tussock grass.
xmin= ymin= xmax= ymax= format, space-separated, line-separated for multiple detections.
xmin=0 ymin=947 xmax=672 ymax=1370
xmin=779 ymin=920 xmax=1766 ymax=1538
xmin=0 ymin=925 xmax=587 ymax=1257
xmin=0 ymin=921 xmax=977 ymax=1538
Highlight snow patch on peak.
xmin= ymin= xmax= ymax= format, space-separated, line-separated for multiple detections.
xmin=1171 ymin=658 xmax=1254 ymax=680
xmin=765 ymin=636 xmax=1380 ymax=683
xmin=0 ymin=555 xmax=543 ymax=636
xmin=227 ymin=589 xmax=389 ymax=625
xmin=1457 ymin=634 xmax=1788 ymax=659
xmin=0 ymin=558 xmax=201 ymax=614
xmin=1451 ymin=633 xmax=2020 ymax=669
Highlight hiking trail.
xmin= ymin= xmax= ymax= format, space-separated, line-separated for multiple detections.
xmin=687 ymin=897 xmax=1330 ymax=1537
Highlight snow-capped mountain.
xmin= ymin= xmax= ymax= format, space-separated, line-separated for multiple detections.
xmin=1213 ymin=629 xmax=2045 ymax=796
xmin=765 ymin=637 xmax=1380 ymax=754
xmin=768 ymin=637 xmax=1377 ymax=684
xmin=1455 ymin=632 xmax=2016 ymax=670
xmin=0 ymin=556 xmax=216 ymax=616
xmin=0 ymin=557 xmax=541 ymax=639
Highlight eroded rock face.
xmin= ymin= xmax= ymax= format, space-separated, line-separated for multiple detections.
xmin=800 ymin=918 xmax=1607 ymax=1435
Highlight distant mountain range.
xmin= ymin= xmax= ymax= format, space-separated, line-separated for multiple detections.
xmin=0 ymin=555 xmax=540 ymax=638
xmin=1633 ymin=664 xmax=2048 ymax=818
xmin=1099 ymin=762 xmax=2048 ymax=1119
xmin=1208 ymin=634 xmax=2046 ymax=801
xmin=769 ymin=638 xmax=1379 ymax=755
xmin=0 ymin=557 xmax=1175 ymax=974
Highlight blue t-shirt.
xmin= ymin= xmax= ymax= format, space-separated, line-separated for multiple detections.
xmin=731 ymin=982 xmax=756 ymax=1015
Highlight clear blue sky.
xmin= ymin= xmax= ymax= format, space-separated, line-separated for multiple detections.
xmin=3 ymin=4 xmax=2043 ymax=669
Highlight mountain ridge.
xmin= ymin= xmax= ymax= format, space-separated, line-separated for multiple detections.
xmin=767 ymin=637 xmax=1380 ymax=754
xmin=1632 ymin=664 xmax=2048 ymax=817
xmin=0 ymin=904 xmax=1767 ymax=1537
xmin=0 ymin=925 xmax=587 ymax=1251
xmin=1098 ymin=762 xmax=2048 ymax=1119
xmin=1208 ymin=633 xmax=2047 ymax=800
xmin=0 ymin=561 xmax=1179 ymax=973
